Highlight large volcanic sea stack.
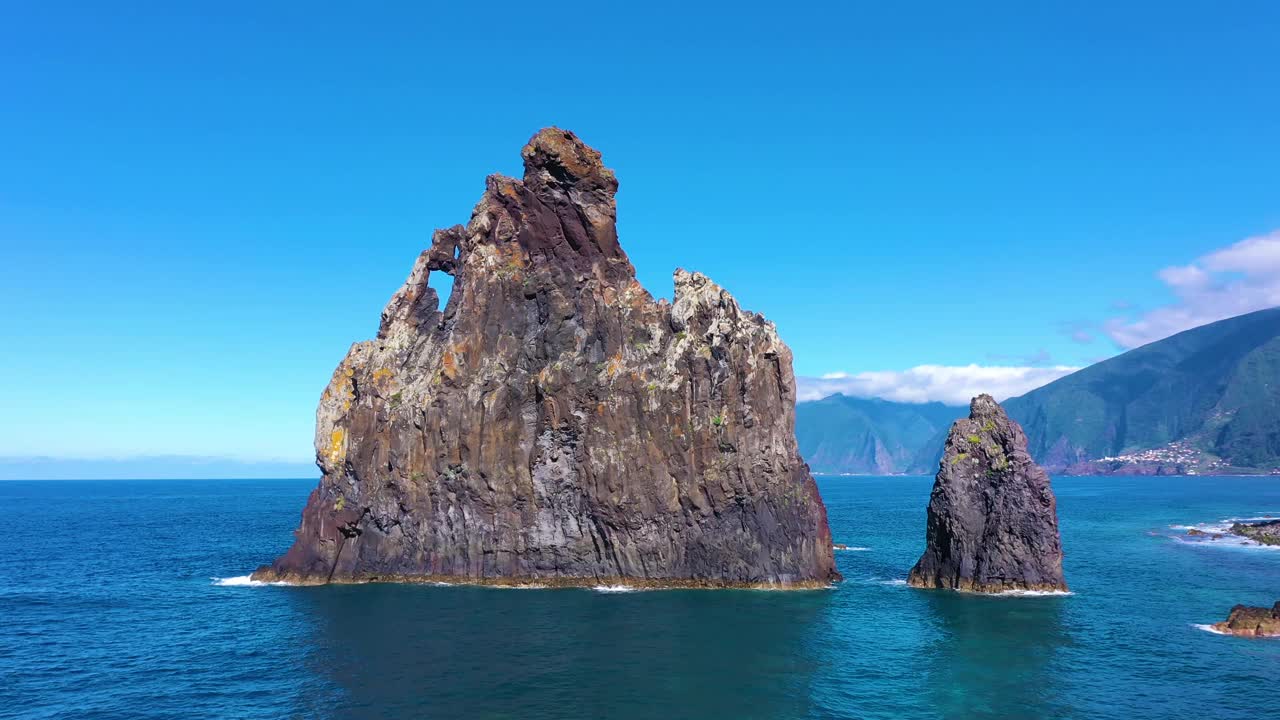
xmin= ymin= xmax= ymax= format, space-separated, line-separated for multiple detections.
xmin=907 ymin=394 xmax=1067 ymax=593
xmin=253 ymin=128 xmax=839 ymax=589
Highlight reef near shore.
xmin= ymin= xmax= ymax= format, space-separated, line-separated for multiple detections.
xmin=1229 ymin=519 xmax=1280 ymax=546
xmin=1211 ymin=602 xmax=1280 ymax=637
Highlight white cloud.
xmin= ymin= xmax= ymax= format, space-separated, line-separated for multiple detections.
xmin=1107 ymin=229 xmax=1280 ymax=348
xmin=797 ymin=364 xmax=1081 ymax=405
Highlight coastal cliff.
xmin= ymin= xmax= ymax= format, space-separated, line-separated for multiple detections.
xmin=907 ymin=394 xmax=1067 ymax=593
xmin=253 ymin=128 xmax=839 ymax=589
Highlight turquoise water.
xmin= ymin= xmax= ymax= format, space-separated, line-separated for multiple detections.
xmin=3 ymin=476 xmax=1278 ymax=719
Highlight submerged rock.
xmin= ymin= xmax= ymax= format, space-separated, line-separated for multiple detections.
xmin=1229 ymin=519 xmax=1280 ymax=546
xmin=253 ymin=128 xmax=838 ymax=589
xmin=1211 ymin=602 xmax=1280 ymax=637
xmin=907 ymin=394 xmax=1068 ymax=593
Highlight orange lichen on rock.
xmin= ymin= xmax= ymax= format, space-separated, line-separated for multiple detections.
xmin=325 ymin=428 xmax=346 ymax=466
xmin=605 ymin=352 xmax=624 ymax=379
xmin=441 ymin=349 xmax=458 ymax=379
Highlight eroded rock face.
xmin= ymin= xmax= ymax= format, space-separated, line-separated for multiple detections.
xmin=253 ymin=128 xmax=838 ymax=589
xmin=907 ymin=394 xmax=1067 ymax=593
xmin=1212 ymin=602 xmax=1280 ymax=637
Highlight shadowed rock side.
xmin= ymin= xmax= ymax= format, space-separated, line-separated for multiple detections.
xmin=907 ymin=395 xmax=1067 ymax=593
xmin=1211 ymin=602 xmax=1280 ymax=637
xmin=253 ymin=128 xmax=838 ymax=589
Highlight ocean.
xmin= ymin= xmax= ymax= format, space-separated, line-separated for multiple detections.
xmin=3 ymin=475 xmax=1278 ymax=719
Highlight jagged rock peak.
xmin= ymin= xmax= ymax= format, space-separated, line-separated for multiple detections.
xmin=968 ymin=393 xmax=1001 ymax=418
xmin=907 ymin=393 xmax=1068 ymax=593
xmin=253 ymin=129 xmax=839 ymax=589
xmin=521 ymin=127 xmax=618 ymax=196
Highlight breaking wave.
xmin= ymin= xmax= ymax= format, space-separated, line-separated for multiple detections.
xmin=211 ymin=575 xmax=291 ymax=587
xmin=833 ymin=546 xmax=870 ymax=552
xmin=1165 ymin=514 xmax=1280 ymax=551
xmin=992 ymin=589 xmax=1074 ymax=597
xmin=1191 ymin=623 xmax=1228 ymax=636
xmin=855 ymin=576 xmax=907 ymax=587
xmin=592 ymin=585 xmax=640 ymax=593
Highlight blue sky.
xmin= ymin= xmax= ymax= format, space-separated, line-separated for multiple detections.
xmin=3 ymin=2 xmax=1279 ymax=463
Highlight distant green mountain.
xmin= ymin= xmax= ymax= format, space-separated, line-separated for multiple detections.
xmin=795 ymin=394 xmax=963 ymax=474
xmin=1001 ymin=307 xmax=1280 ymax=473
xmin=799 ymin=308 xmax=1280 ymax=476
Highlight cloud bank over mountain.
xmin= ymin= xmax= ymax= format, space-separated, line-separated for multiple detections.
xmin=796 ymin=364 xmax=1080 ymax=405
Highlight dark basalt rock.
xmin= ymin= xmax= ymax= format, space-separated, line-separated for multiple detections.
xmin=252 ymin=128 xmax=839 ymax=589
xmin=1229 ymin=519 xmax=1280 ymax=546
xmin=1212 ymin=602 xmax=1280 ymax=637
xmin=907 ymin=394 xmax=1068 ymax=593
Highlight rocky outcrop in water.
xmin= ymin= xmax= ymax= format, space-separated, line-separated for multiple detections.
xmin=252 ymin=128 xmax=838 ymax=589
xmin=1212 ymin=602 xmax=1280 ymax=637
xmin=1230 ymin=519 xmax=1280 ymax=546
xmin=907 ymin=394 xmax=1068 ymax=593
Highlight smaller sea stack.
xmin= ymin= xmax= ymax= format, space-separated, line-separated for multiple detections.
xmin=1211 ymin=602 xmax=1280 ymax=637
xmin=907 ymin=394 xmax=1067 ymax=593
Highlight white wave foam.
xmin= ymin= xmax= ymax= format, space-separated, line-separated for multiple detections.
xmin=1166 ymin=515 xmax=1280 ymax=551
xmin=854 ymin=575 xmax=908 ymax=586
xmin=1169 ymin=521 xmax=1234 ymax=533
xmin=212 ymin=575 xmax=291 ymax=587
xmin=593 ymin=584 xmax=640 ymax=593
xmin=1171 ymin=534 xmax=1280 ymax=551
xmin=1192 ymin=623 xmax=1228 ymax=636
xmin=834 ymin=546 xmax=870 ymax=552
xmin=213 ymin=575 xmax=258 ymax=586
xmin=993 ymin=589 xmax=1074 ymax=597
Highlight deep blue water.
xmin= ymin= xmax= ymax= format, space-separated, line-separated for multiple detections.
xmin=3 ymin=476 xmax=1279 ymax=719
